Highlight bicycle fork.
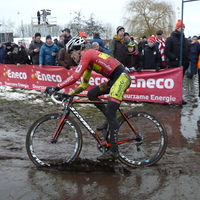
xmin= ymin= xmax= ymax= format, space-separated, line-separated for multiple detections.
xmin=51 ymin=110 xmax=69 ymax=143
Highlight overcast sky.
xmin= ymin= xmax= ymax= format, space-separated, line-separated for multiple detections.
xmin=0 ymin=0 xmax=200 ymax=37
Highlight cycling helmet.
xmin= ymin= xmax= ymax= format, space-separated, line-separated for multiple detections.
xmin=66 ymin=36 xmax=85 ymax=53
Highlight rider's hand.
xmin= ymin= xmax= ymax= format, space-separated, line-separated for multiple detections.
xmin=45 ymin=86 xmax=60 ymax=96
xmin=155 ymin=67 xmax=160 ymax=72
xmin=125 ymin=67 xmax=135 ymax=73
xmin=137 ymin=67 xmax=142 ymax=72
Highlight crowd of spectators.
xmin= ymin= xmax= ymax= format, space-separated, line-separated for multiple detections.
xmin=0 ymin=19 xmax=200 ymax=97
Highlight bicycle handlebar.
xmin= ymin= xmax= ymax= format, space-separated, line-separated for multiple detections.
xmin=51 ymin=93 xmax=74 ymax=105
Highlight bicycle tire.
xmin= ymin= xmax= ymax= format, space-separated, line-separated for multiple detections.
xmin=26 ymin=113 xmax=82 ymax=167
xmin=117 ymin=111 xmax=167 ymax=167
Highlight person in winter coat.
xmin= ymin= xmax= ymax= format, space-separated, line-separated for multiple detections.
xmin=124 ymin=42 xmax=140 ymax=73
xmin=58 ymin=39 xmax=76 ymax=69
xmin=0 ymin=41 xmax=5 ymax=63
xmin=89 ymin=32 xmax=104 ymax=48
xmin=109 ymin=26 xmax=127 ymax=65
xmin=164 ymin=19 xmax=190 ymax=76
xmin=39 ymin=35 xmax=59 ymax=67
xmin=138 ymin=36 xmax=148 ymax=52
xmin=4 ymin=42 xmax=13 ymax=64
xmin=59 ymin=28 xmax=72 ymax=48
xmin=186 ymin=35 xmax=198 ymax=78
xmin=92 ymin=42 xmax=107 ymax=54
xmin=138 ymin=36 xmax=162 ymax=72
xmin=28 ymin=32 xmax=44 ymax=65
xmin=11 ymin=44 xmax=29 ymax=66
xmin=155 ymin=30 xmax=166 ymax=68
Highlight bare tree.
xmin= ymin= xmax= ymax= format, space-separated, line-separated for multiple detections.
xmin=0 ymin=18 xmax=15 ymax=33
xmin=124 ymin=0 xmax=175 ymax=39
xmin=83 ymin=13 xmax=105 ymax=38
xmin=101 ymin=23 xmax=114 ymax=40
xmin=67 ymin=10 xmax=85 ymax=36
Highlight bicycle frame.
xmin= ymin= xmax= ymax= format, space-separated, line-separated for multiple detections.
xmin=51 ymin=99 xmax=138 ymax=147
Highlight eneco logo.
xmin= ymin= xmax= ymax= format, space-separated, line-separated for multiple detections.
xmin=130 ymin=76 xmax=174 ymax=89
xmin=31 ymin=66 xmax=67 ymax=83
xmin=35 ymin=71 xmax=62 ymax=82
xmin=3 ymin=69 xmax=27 ymax=79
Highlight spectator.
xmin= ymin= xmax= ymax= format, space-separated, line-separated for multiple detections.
xmin=164 ymin=19 xmax=190 ymax=104
xmin=59 ymin=28 xmax=72 ymax=48
xmin=155 ymin=30 xmax=166 ymax=68
xmin=4 ymin=42 xmax=13 ymax=64
xmin=138 ymin=36 xmax=148 ymax=52
xmin=60 ymin=34 xmax=64 ymax=41
xmin=39 ymin=35 xmax=59 ymax=67
xmin=164 ymin=19 xmax=190 ymax=77
xmin=0 ymin=41 xmax=6 ymax=63
xmin=130 ymin=36 xmax=138 ymax=51
xmin=89 ymin=33 xmax=104 ymax=48
xmin=124 ymin=32 xmax=130 ymax=45
xmin=78 ymin=31 xmax=92 ymax=49
xmin=11 ymin=44 xmax=29 ymax=66
xmin=92 ymin=42 xmax=107 ymax=53
xmin=124 ymin=42 xmax=140 ymax=73
xmin=138 ymin=36 xmax=162 ymax=72
xmin=58 ymin=39 xmax=76 ymax=69
xmin=187 ymin=35 xmax=198 ymax=78
xmin=28 ymin=32 xmax=44 ymax=65
xmin=18 ymin=41 xmax=25 ymax=51
xmin=104 ymin=42 xmax=109 ymax=54
xmin=109 ymin=26 xmax=127 ymax=65
xmin=37 ymin=11 xmax=40 ymax=25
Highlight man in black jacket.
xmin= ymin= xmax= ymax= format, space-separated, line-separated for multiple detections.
xmin=11 ymin=44 xmax=29 ymax=66
xmin=164 ymin=19 xmax=190 ymax=76
xmin=164 ymin=19 xmax=190 ymax=104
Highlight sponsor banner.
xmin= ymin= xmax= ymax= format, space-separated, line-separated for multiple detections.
xmin=0 ymin=64 xmax=183 ymax=104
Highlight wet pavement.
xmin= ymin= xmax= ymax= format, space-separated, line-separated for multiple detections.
xmin=0 ymin=75 xmax=200 ymax=200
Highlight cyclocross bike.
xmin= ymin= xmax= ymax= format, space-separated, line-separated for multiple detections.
xmin=26 ymin=93 xmax=168 ymax=168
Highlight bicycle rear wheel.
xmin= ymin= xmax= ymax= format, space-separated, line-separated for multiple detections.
xmin=117 ymin=111 xmax=167 ymax=167
xmin=26 ymin=113 xmax=82 ymax=167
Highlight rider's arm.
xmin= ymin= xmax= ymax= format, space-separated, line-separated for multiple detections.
xmin=57 ymin=53 xmax=91 ymax=89
xmin=69 ymin=69 xmax=92 ymax=95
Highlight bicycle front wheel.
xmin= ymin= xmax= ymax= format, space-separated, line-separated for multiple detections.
xmin=118 ymin=111 xmax=167 ymax=167
xmin=26 ymin=113 xmax=82 ymax=167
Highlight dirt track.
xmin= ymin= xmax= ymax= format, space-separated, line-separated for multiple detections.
xmin=0 ymin=76 xmax=200 ymax=200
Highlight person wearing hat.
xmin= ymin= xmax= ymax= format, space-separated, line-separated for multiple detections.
xmin=78 ymin=31 xmax=92 ymax=49
xmin=124 ymin=32 xmax=130 ymax=45
xmin=39 ymin=35 xmax=59 ymax=67
xmin=10 ymin=43 xmax=30 ymax=66
xmin=155 ymin=30 xmax=166 ymax=68
xmin=137 ymin=36 xmax=162 ymax=72
xmin=28 ymin=32 xmax=44 ymax=65
xmin=164 ymin=19 xmax=189 ymax=73
xmin=164 ymin=19 xmax=190 ymax=104
xmin=109 ymin=26 xmax=127 ymax=65
xmin=124 ymin=42 xmax=140 ymax=73
xmin=59 ymin=28 xmax=72 ymax=48
xmin=89 ymin=32 xmax=104 ymax=49
xmin=138 ymin=35 xmax=148 ymax=52
xmin=4 ymin=42 xmax=13 ymax=64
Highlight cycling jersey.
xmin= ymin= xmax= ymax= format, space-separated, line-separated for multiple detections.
xmin=57 ymin=49 xmax=121 ymax=89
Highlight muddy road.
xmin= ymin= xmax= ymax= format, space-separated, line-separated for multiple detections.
xmin=0 ymin=76 xmax=200 ymax=200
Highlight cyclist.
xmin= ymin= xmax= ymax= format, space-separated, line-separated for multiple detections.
xmin=45 ymin=36 xmax=131 ymax=161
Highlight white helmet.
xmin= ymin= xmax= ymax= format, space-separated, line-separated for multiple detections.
xmin=66 ymin=36 xmax=85 ymax=53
